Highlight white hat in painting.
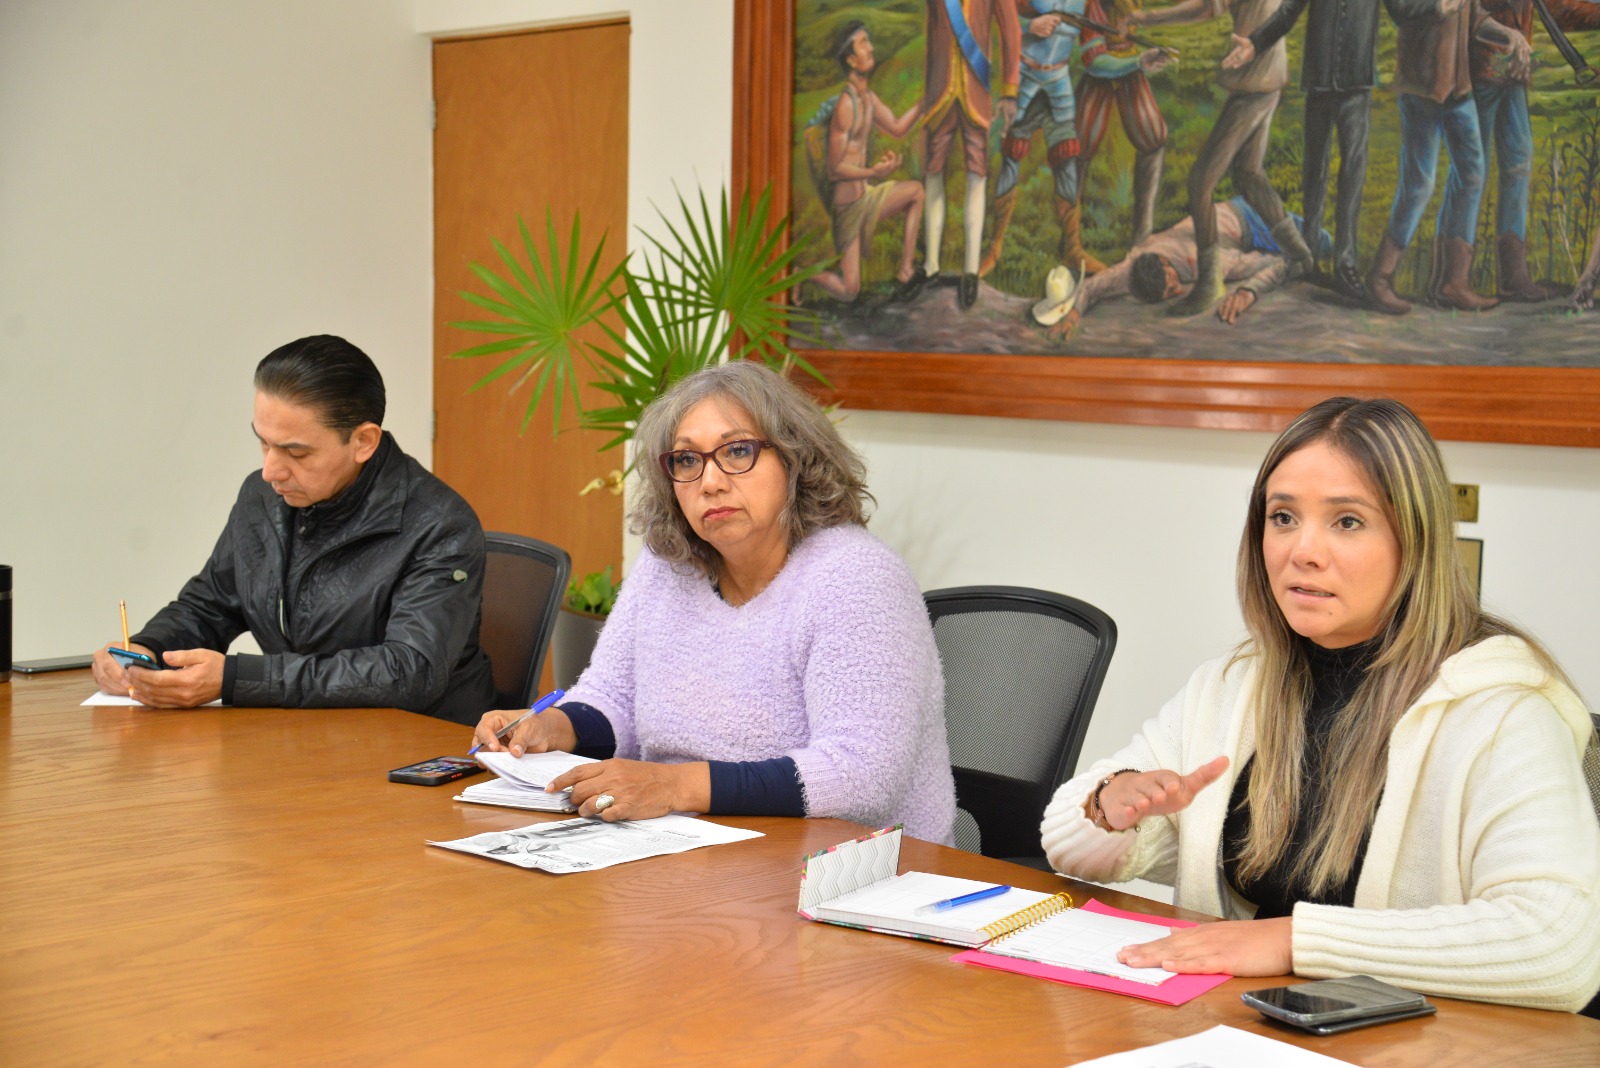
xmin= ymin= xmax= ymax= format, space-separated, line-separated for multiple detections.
xmin=1032 ymin=263 xmax=1085 ymax=326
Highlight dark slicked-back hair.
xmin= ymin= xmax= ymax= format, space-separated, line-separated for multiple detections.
xmin=833 ymin=19 xmax=868 ymax=72
xmin=254 ymin=335 xmax=386 ymax=439
xmin=1129 ymin=253 xmax=1170 ymax=303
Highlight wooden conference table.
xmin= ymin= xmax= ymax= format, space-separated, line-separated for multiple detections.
xmin=3 ymin=671 xmax=1596 ymax=1066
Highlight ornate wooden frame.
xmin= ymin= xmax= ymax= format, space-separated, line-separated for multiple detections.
xmin=732 ymin=0 xmax=1600 ymax=447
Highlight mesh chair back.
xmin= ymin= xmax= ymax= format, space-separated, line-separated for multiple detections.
xmin=1587 ymin=714 xmax=1600 ymax=1020
xmin=1586 ymin=712 xmax=1600 ymax=826
xmin=926 ymin=586 xmax=1117 ymax=860
xmin=481 ymin=532 xmax=571 ymax=709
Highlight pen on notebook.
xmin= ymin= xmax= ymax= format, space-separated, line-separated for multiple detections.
xmin=468 ymin=688 xmax=565 ymax=756
xmin=915 ymin=884 xmax=1012 ymax=916
xmin=119 ymin=600 xmax=130 ymax=649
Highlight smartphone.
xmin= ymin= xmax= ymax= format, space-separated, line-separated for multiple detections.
xmin=388 ymin=755 xmax=486 ymax=786
xmin=1242 ymin=975 xmax=1434 ymax=1033
xmin=13 ymin=655 xmax=95 ymax=673
xmin=108 ymin=647 xmax=173 ymax=671
xmin=1301 ymin=1004 xmax=1437 ymax=1035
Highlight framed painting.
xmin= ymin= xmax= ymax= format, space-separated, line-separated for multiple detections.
xmin=732 ymin=0 xmax=1600 ymax=446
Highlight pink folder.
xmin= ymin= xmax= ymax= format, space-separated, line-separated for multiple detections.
xmin=951 ymin=898 xmax=1232 ymax=1006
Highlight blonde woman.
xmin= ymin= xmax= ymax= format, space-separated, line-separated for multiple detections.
xmin=1041 ymin=396 xmax=1600 ymax=1012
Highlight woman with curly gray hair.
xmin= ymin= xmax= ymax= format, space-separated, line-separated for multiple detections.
xmin=473 ymin=361 xmax=956 ymax=843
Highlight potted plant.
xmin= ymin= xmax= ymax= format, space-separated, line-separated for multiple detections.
xmin=450 ymin=184 xmax=826 ymax=678
xmin=548 ymin=566 xmax=620 ymax=689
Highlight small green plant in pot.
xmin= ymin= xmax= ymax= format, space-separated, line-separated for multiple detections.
xmin=550 ymin=567 xmax=621 ymax=689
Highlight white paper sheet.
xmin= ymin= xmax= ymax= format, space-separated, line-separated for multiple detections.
xmin=473 ymin=749 xmax=597 ymax=789
xmin=428 ymin=813 xmax=762 ymax=873
xmin=454 ymin=777 xmax=577 ymax=813
xmin=984 ymin=907 xmax=1174 ymax=984
xmin=81 ymin=691 xmax=222 ymax=707
xmin=1066 ymin=1024 xmax=1361 ymax=1067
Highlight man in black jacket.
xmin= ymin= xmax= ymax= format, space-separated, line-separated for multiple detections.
xmin=91 ymin=335 xmax=496 ymax=724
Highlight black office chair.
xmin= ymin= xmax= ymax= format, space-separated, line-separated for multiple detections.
xmin=925 ymin=585 xmax=1117 ymax=864
xmin=480 ymin=532 xmax=571 ymax=708
xmin=1586 ymin=712 xmax=1600 ymax=825
xmin=1582 ymin=714 xmax=1600 ymax=1020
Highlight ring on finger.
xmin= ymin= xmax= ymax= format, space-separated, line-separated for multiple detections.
xmin=593 ymin=793 xmax=616 ymax=813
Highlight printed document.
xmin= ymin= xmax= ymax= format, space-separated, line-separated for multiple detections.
xmin=1067 ymin=1024 xmax=1360 ymax=1067
xmin=428 ymin=813 xmax=762 ymax=873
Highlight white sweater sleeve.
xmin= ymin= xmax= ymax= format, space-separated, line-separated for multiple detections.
xmin=1039 ymin=676 xmax=1199 ymax=885
xmin=1292 ymin=691 xmax=1600 ymax=1012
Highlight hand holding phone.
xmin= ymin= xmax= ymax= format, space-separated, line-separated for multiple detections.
xmin=1242 ymin=975 xmax=1435 ymax=1034
xmin=108 ymin=646 xmax=173 ymax=671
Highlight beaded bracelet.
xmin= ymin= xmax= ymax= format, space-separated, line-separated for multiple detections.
xmin=1088 ymin=768 xmax=1141 ymax=833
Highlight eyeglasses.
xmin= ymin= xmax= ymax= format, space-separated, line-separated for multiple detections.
xmin=658 ymin=439 xmax=774 ymax=483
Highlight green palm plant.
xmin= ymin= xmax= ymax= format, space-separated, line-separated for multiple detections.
xmin=449 ymin=184 xmax=828 ymax=456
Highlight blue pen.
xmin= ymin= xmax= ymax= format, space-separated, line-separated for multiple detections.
xmin=468 ymin=688 xmax=565 ymax=756
xmin=915 ymin=883 xmax=1012 ymax=916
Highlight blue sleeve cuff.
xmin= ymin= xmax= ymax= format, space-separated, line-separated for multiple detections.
xmin=558 ymin=701 xmax=617 ymax=759
xmin=706 ymin=756 xmax=805 ymax=816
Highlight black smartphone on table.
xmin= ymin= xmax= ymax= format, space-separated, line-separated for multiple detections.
xmin=388 ymin=755 xmax=486 ymax=786
xmin=1241 ymin=975 xmax=1436 ymax=1034
xmin=13 ymin=655 xmax=94 ymax=673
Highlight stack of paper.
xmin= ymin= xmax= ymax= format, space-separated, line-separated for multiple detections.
xmin=453 ymin=750 xmax=598 ymax=812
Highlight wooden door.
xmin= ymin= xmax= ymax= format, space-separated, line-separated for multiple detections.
xmin=432 ymin=22 xmax=628 ymax=591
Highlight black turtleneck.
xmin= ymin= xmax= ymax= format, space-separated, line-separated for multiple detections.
xmin=1221 ymin=636 xmax=1383 ymax=918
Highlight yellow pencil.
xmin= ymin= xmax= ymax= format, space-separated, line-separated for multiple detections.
xmin=119 ymin=599 xmax=130 ymax=649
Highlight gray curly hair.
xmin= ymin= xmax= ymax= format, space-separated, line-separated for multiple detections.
xmin=630 ymin=361 xmax=872 ymax=576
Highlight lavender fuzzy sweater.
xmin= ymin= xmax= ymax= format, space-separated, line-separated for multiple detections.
xmin=566 ymin=524 xmax=956 ymax=844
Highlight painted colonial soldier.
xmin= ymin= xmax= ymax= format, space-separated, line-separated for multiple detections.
xmin=982 ymin=0 xmax=1170 ymax=278
xmin=1075 ymin=0 xmax=1171 ymax=249
xmin=921 ymin=0 xmax=1022 ymax=308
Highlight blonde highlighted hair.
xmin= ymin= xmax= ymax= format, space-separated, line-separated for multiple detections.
xmin=1232 ymin=397 xmax=1566 ymax=894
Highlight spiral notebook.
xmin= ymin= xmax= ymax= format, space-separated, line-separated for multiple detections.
xmin=952 ymin=899 xmax=1233 ymax=1006
xmin=797 ymin=826 xmax=1072 ymax=947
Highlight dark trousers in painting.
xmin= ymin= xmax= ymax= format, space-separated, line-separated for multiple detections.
xmin=1301 ymin=87 xmax=1370 ymax=274
xmin=1188 ymin=89 xmax=1289 ymax=249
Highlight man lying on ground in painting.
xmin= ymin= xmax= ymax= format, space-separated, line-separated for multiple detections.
xmin=1046 ymin=196 xmax=1331 ymax=342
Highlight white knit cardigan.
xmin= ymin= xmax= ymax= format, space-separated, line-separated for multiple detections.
xmin=1040 ymin=635 xmax=1600 ymax=1011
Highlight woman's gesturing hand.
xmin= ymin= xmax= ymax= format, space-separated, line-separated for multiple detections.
xmin=1093 ymin=755 xmax=1230 ymax=831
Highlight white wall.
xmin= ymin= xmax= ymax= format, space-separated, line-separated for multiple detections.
xmin=0 ymin=0 xmax=432 ymax=660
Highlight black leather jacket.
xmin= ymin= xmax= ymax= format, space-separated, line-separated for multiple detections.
xmin=133 ymin=433 xmax=496 ymax=723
